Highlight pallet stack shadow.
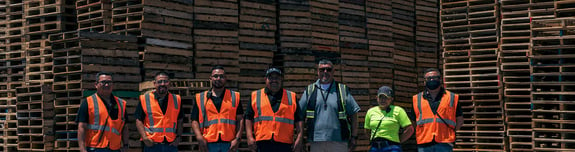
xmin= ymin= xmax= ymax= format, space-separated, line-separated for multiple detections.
xmin=50 ymin=31 xmax=140 ymax=152
xmin=15 ymin=84 xmax=54 ymax=151
xmin=0 ymin=0 xmax=24 ymax=151
xmin=440 ymin=0 xmax=505 ymax=151
xmin=530 ymin=18 xmax=575 ymax=152
xmin=111 ymin=0 xmax=194 ymax=80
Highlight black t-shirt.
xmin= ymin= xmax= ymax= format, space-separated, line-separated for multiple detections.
xmin=134 ymin=92 xmax=184 ymax=121
xmin=244 ymin=88 xmax=303 ymax=122
xmin=76 ymin=94 xmax=129 ymax=123
xmin=409 ymin=88 xmax=463 ymax=121
xmin=191 ymin=90 xmax=244 ymax=121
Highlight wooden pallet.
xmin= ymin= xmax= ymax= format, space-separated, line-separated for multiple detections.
xmin=76 ymin=0 xmax=112 ymax=33
xmin=310 ymin=0 xmax=339 ymax=53
xmin=194 ymin=0 xmax=239 ymax=82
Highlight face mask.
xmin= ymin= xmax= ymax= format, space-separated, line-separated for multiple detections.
xmin=426 ymin=80 xmax=441 ymax=90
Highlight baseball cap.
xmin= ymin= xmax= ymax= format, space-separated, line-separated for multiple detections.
xmin=378 ymin=86 xmax=394 ymax=98
xmin=265 ymin=67 xmax=282 ymax=77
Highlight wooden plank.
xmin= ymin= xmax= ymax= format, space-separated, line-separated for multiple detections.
xmin=146 ymin=38 xmax=193 ymax=49
xmin=144 ymin=46 xmax=193 ymax=57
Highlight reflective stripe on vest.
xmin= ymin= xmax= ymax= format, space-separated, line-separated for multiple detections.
xmin=305 ymin=83 xmax=347 ymax=119
xmin=88 ymin=124 xmax=121 ymax=135
xmin=254 ymin=90 xmax=295 ymax=125
xmin=143 ymin=93 xmax=177 ymax=133
xmin=416 ymin=92 xmax=457 ymax=127
xmin=198 ymin=90 xmax=237 ymax=128
xmin=88 ymin=94 xmax=123 ymax=135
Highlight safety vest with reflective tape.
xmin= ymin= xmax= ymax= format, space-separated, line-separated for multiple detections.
xmin=140 ymin=92 xmax=181 ymax=143
xmin=251 ymin=88 xmax=297 ymax=144
xmin=85 ymin=94 xmax=126 ymax=150
xmin=195 ymin=89 xmax=239 ymax=142
xmin=304 ymin=82 xmax=351 ymax=141
xmin=412 ymin=90 xmax=458 ymax=144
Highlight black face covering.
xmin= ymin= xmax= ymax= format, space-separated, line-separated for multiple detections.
xmin=426 ymin=80 xmax=441 ymax=90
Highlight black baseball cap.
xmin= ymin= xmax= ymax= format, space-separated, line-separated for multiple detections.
xmin=265 ymin=67 xmax=282 ymax=77
xmin=378 ymin=86 xmax=394 ymax=98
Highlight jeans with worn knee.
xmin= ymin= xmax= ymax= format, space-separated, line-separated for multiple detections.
xmin=417 ymin=143 xmax=453 ymax=152
xmin=143 ymin=143 xmax=178 ymax=152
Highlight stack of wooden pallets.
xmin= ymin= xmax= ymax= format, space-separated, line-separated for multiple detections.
xmin=237 ymin=0 xmax=276 ymax=106
xmin=441 ymin=0 xmax=505 ymax=151
xmin=499 ymin=0 xmax=533 ymax=151
xmin=392 ymin=0 xmax=418 ymax=109
xmin=50 ymin=31 xmax=140 ymax=152
xmin=338 ymin=0 xmax=371 ymax=150
xmin=531 ymin=18 xmax=575 ymax=152
xmin=112 ymin=0 xmax=194 ymax=80
xmin=16 ymin=84 xmax=54 ymax=151
xmin=194 ymin=0 xmax=239 ymax=83
xmin=366 ymin=0 xmax=394 ymax=110
xmin=0 ymin=0 xmax=25 ymax=151
xmin=276 ymin=0 xmax=315 ymax=96
xmin=24 ymin=0 xmax=77 ymax=85
xmin=76 ymin=0 xmax=111 ymax=33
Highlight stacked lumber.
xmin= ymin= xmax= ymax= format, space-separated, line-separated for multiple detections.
xmin=0 ymin=85 xmax=17 ymax=152
xmin=441 ymin=0 xmax=505 ymax=151
xmin=16 ymin=84 xmax=54 ymax=151
xmin=112 ymin=0 xmax=194 ymax=80
xmin=366 ymin=0 xmax=394 ymax=110
xmin=24 ymin=0 xmax=76 ymax=85
xmin=499 ymin=0 xmax=533 ymax=151
xmin=0 ymin=1 xmax=25 ymax=151
xmin=50 ymin=31 xmax=140 ymax=152
xmin=238 ymin=0 xmax=276 ymax=105
xmin=531 ymin=18 xmax=575 ymax=152
xmin=391 ymin=0 xmax=417 ymax=108
xmin=276 ymin=0 xmax=315 ymax=96
xmin=310 ymin=0 xmax=339 ymax=53
xmin=415 ymin=0 xmax=440 ymax=91
xmin=194 ymin=0 xmax=239 ymax=85
xmin=76 ymin=0 xmax=111 ymax=32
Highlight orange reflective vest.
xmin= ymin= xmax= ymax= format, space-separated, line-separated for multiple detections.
xmin=412 ymin=90 xmax=459 ymax=144
xmin=140 ymin=92 xmax=181 ymax=143
xmin=85 ymin=94 xmax=126 ymax=150
xmin=251 ymin=88 xmax=297 ymax=144
xmin=195 ymin=89 xmax=240 ymax=142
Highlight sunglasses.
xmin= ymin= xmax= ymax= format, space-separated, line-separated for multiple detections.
xmin=319 ymin=67 xmax=333 ymax=72
xmin=98 ymin=81 xmax=113 ymax=85
xmin=211 ymin=74 xmax=225 ymax=79
xmin=155 ymin=80 xmax=170 ymax=84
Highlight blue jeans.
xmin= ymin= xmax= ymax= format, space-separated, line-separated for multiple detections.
xmin=143 ymin=143 xmax=178 ymax=152
xmin=370 ymin=145 xmax=402 ymax=152
xmin=417 ymin=143 xmax=453 ymax=152
xmin=207 ymin=142 xmax=231 ymax=152
xmin=86 ymin=148 xmax=120 ymax=152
